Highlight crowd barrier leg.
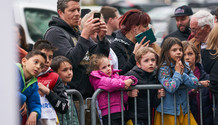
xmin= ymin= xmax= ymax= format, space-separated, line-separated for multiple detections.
xmin=65 ymin=89 xmax=85 ymax=125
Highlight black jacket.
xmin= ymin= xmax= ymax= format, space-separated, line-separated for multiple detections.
xmin=189 ymin=63 xmax=213 ymax=125
xmin=125 ymin=66 xmax=159 ymax=123
xmin=161 ymin=29 xmax=191 ymax=47
xmin=44 ymin=16 xmax=110 ymax=98
xmin=202 ymin=49 xmax=218 ymax=98
xmin=37 ymin=69 xmax=69 ymax=114
xmin=111 ymin=30 xmax=136 ymax=75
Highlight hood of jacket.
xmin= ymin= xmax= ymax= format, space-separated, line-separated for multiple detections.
xmin=49 ymin=16 xmax=80 ymax=37
xmin=130 ymin=65 xmax=155 ymax=78
xmin=90 ymin=69 xmax=121 ymax=78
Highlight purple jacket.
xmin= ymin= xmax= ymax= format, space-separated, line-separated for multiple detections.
xmin=89 ymin=69 xmax=137 ymax=116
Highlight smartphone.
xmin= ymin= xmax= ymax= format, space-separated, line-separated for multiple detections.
xmin=93 ymin=12 xmax=101 ymax=23
xmin=135 ymin=28 xmax=156 ymax=44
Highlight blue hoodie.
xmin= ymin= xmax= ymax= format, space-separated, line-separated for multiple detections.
xmin=17 ymin=63 xmax=41 ymax=120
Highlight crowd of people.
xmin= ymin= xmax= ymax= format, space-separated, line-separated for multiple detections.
xmin=17 ymin=0 xmax=218 ymax=125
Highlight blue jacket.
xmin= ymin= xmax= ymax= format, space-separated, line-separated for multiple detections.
xmin=156 ymin=62 xmax=198 ymax=115
xmin=17 ymin=63 xmax=41 ymax=119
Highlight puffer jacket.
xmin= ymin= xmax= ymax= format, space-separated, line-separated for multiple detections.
xmin=125 ymin=66 xmax=159 ymax=123
xmin=89 ymin=69 xmax=137 ymax=116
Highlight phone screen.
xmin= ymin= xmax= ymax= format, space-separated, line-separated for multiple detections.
xmin=93 ymin=13 xmax=101 ymax=23
xmin=135 ymin=28 xmax=156 ymax=44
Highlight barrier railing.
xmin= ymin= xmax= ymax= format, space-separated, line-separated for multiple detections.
xmin=60 ymin=89 xmax=85 ymax=125
xmin=90 ymin=84 xmax=215 ymax=125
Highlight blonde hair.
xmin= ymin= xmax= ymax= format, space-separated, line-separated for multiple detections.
xmin=206 ymin=23 xmax=218 ymax=58
xmin=135 ymin=47 xmax=159 ymax=64
xmin=86 ymin=54 xmax=108 ymax=75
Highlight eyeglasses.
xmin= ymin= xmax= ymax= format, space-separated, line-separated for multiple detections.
xmin=190 ymin=25 xmax=205 ymax=33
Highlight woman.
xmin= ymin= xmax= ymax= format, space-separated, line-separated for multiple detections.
xmin=111 ymin=9 xmax=160 ymax=74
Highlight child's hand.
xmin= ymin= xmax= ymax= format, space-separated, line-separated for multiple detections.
xmin=127 ymin=89 xmax=139 ymax=97
xmin=124 ymin=79 xmax=134 ymax=89
xmin=38 ymin=90 xmax=44 ymax=97
xmin=38 ymin=82 xmax=50 ymax=95
xmin=25 ymin=112 xmax=37 ymax=125
xmin=175 ymin=59 xmax=184 ymax=75
xmin=199 ymin=80 xmax=210 ymax=87
xmin=20 ymin=102 xmax=27 ymax=116
xmin=157 ymin=88 xmax=165 ymax=99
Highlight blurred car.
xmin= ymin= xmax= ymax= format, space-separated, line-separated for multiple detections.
xmin=100 ymin=1 xmax=169 ymax=15
xmin=147 ymin=6 xmax=175 ymax=46
xmin=13 ymin=0 xmax=103 ymax=45
xmin=13 ymin=0 xmax=57 ymax=44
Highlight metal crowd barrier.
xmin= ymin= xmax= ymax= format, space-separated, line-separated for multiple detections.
xmin=60 ymin=89 xmax=85 ymax=125
xmin=90 ymin=84 xmax=216 ymax=125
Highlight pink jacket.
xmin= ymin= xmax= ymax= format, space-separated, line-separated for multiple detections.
xmin=89 ymin=69 xmax=137 ymax=116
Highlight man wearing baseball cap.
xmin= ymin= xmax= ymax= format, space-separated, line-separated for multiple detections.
xmin=161 ymin=5 xmax=193 ymax=46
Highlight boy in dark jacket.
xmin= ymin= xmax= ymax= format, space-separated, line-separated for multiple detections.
xmin=32 ymin=40 xmax=69 ymax=124
xmin=17 ymin=51 xmax=47 ymax=124
xmin=125 ymin=47 xmax=164 ymax=125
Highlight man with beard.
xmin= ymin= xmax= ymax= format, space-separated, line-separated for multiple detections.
xmin=161 ymin=5 xmax=193 ymax=47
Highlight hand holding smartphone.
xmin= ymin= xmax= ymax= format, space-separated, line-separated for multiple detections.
xmin=93 ymin=12 xmax=101 ymax=23
xmin=135 ymin=28 xmax=156 ymax=44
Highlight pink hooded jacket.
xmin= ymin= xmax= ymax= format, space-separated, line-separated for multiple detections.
xmin=89 ymin=69 xmax=137 ymax=116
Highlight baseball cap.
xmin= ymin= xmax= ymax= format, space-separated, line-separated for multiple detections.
xmin=210 ymin=8 xmax=216 ymax=15
xmin=172 ymin=5 xmax=193 ymax=17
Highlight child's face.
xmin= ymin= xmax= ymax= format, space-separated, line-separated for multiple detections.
xmin=57 ymin=61 xmax=73 ymax=83
xmin=99 ymin=57 xmax=112 ymax=76
xmin=184 ymin=46 xmax=196 ymax=69
xmin=40 ymin=49 xmax=53 ymax=72
xmin=169 ymin=44 xmax=183 ymax=63
xmin=22 ymin=55 xmax=45 ymax=79
xmin=136 ymin=52 xmax=156 ymax=73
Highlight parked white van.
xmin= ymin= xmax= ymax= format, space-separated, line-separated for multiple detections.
xmin=13 ymin=0 xmax=57 ymax=44
xmin=13 ymin=0 xmax=102 ymax=44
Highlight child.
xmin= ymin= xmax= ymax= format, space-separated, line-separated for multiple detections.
xmin=32 ymin=40 xmax=69 ymax=125
xmin=183 ymin=41 xmax=213 ymax=125
xmin=17 ymin=50 xmax=47 ymax=124
xmin=154 ymin=37 xmax=199 ymax=125
xmin=87 ymin=54 xmax=138 ymax=125
xmin=51 ymin=56 xmax=79 ymax=125
xmin=125 ymin=47 xmax=165 ymax=125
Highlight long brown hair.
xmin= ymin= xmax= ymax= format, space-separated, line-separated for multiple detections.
xmin=182 ymin=41 xmax=200 ymax=63
xmin=157 ymin=37 xmax=189 ymax=77
xmin=16 ymin=24 xmax=28 ymax=50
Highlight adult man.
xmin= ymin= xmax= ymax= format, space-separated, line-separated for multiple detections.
xmin=211 ymin=7 xmax=218 ymax=23
xmin=161 ymin=5 xmax=193 ymax=46
xmin=100 ymin=6 xmax=120 ymax=42
xmin=189 ymin=10 xmax=214 ymax=53
xmin=44 ymin=0 xmax=109 ymax=98
xmin=100 ymin=6 xmax=120 ymax=69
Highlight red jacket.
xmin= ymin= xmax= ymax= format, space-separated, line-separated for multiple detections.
xmin=37 ymin=68 xmax=69 ymax=114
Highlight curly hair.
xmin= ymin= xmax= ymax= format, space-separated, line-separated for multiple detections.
xmin=86 ymin=54 xmax=108 ymax=75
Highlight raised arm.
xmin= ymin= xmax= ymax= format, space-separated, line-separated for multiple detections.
xmin=158 ymin=66 xmax=183 ymax=93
